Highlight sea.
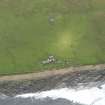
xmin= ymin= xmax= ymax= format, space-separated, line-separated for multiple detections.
xmin=0 ymin=83 xmax=105 ymax=105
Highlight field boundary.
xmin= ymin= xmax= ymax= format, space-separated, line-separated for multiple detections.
xmin=0 ymin=64 xmax=105 ymax=81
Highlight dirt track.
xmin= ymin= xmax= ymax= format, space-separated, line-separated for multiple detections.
xmin=0 ymin=64 xmax=105 ymax=81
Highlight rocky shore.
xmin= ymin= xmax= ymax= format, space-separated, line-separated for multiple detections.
xmin=0 ymin=67 xmax=105 ymax=96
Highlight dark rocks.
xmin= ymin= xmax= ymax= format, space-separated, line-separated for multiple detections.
xmin=0 ymin=69 xmax=105 ymax=96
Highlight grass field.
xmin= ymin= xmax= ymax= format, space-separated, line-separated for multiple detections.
xmin=0 ymin=0 xmax=105 ymax=75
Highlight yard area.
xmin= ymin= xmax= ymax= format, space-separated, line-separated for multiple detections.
xmin=0 ymin=0 xmax=105 ymax=75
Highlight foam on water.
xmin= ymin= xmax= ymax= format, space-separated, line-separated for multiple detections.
xmin=15 ymin=84 xmax=105 ymax=105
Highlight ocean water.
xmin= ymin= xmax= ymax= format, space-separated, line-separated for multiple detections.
xmin=0 ymin=84 xmax=105 ymax=105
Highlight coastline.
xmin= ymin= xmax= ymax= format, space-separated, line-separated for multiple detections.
xmin=0 ymin=64 xmax=105 ymax=96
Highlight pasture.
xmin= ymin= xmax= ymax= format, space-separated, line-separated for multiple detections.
xmin=0 ymin=0 xmax=105 ymax=74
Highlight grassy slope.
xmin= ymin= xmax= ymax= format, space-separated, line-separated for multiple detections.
xmin=0 ymin=0 xmax=105 ymax=74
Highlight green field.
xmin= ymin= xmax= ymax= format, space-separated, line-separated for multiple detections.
xmin=0 ymin=0 xmax=105 ymax=74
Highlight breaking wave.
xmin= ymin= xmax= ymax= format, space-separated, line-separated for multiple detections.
xmin=15 ymin=84 xmax=105 ymax=105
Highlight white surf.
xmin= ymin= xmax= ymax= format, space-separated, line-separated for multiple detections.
xmin=15 ymin=84 xmax=105 ymax=105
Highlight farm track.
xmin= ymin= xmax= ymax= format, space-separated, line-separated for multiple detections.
xmin=0 ymin=64 xmax=105 ymax=81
